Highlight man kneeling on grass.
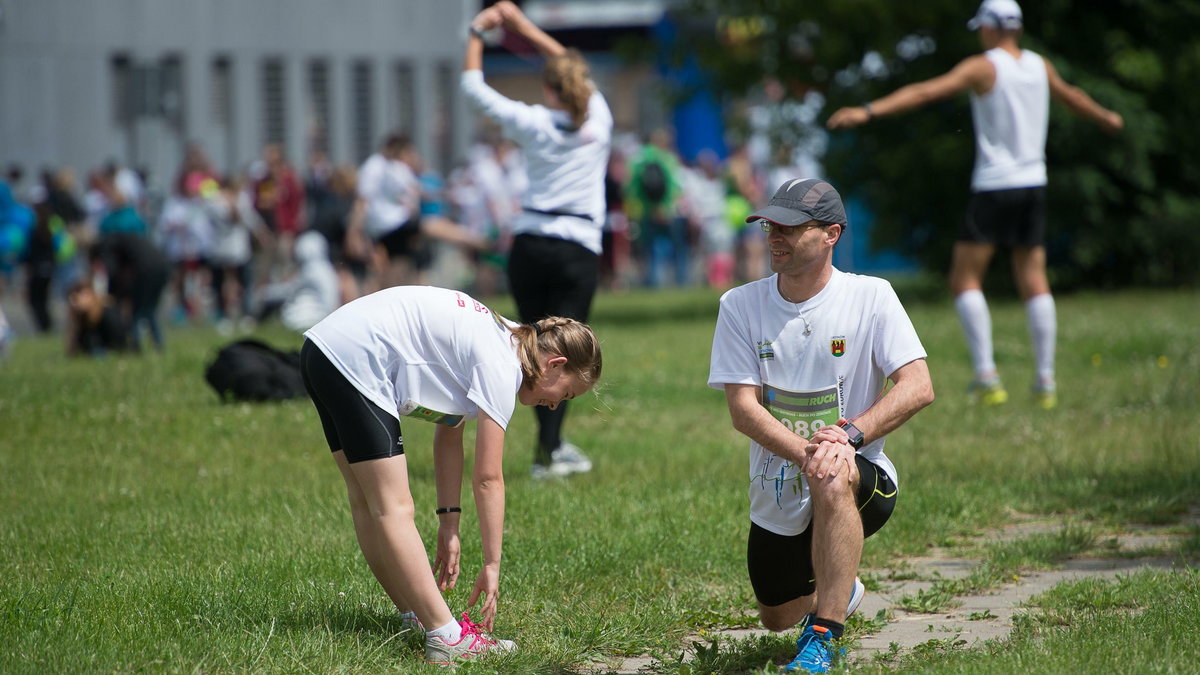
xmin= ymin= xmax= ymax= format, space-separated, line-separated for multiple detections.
xmin=707 ymin=178 xmax=934 ymax=673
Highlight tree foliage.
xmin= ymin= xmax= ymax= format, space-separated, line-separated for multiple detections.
xmin=679 ymin=0 xmax=1200 ymax=289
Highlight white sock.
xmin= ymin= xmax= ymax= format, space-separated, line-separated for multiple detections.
xmin=427 ymin=619 xmax=462 ymax=643
xmin=1025 ymin=293 xmax=1056 ymax=386
xmin=399 ymin=611 xmax=418 ymax=622
xmin=954 ymin=290 xmax=996 ymax=379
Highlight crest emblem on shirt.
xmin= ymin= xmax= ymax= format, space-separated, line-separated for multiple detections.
xmin=830 ymin=337 xmax=846 ymax=357
xmin=757 ymin=340 xmax=775 ymax=360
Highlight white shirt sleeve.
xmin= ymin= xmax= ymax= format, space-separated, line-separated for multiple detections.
xmin=872 ymin=282 xmax=928 ymax=378
xmin=708 ymin=288 xmax=763 ymax=389
xmin=461 ymin=70 xmax=540 ymax=142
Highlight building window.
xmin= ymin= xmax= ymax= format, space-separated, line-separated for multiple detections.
xmin=393 ymin=61 xmax=416 ymax=136
xmin=307 ymin=59 xmax=332 ymax=155
xmin=111 ymin=54 xmax=133 ymax=126
xmin=433 ymin=60 xmax=457 ymax=173
xmin=262 ymin=58 xmax=286 ymax=145
xmin=160 ymin=54 xmax=185 ymax=131
xmin=351 ymin=60 xmax=374 ymax=162
xmin=211 ymin=56 xmax=233 ymax=127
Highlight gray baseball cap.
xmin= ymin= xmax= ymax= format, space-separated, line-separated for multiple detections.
xmin=747 ymin=178 xmax=848 ymax=228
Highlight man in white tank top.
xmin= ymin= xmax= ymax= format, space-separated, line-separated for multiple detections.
xmin=827 ymin=0 xmax=1123 ymax=410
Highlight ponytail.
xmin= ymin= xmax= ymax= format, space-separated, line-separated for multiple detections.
xmin=509 ymin=316 xmax=602 ymax=387
xmin=543 ymin=48 xmax=593 ymax=130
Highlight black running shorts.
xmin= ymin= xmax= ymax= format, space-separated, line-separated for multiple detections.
xmin=300 ymin=339 xmax=404 ymax=463
xmin=747 ymin=454 xmax=897 ymax=607
xmin=961 ymin=186 xmax=1046 ymax=248
xmin=376 ymin=218 xmax=422 ymax=260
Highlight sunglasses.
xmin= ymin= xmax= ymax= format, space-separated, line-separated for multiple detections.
xmin=757 ymin=219 xmax=827 ymax=236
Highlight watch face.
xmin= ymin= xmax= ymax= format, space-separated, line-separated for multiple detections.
xmin=841 ymin=421 xmax=864 ymax=447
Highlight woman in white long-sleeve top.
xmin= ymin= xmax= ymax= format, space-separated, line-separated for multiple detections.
xmin=461 ymin=0 xmax=612 ymax=480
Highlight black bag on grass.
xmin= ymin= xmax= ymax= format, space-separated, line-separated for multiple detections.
xmin=204 ymin=339 xmax=306 ymax=402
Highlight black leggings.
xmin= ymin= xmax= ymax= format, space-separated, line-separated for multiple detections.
xmin=300 ymin=339 xmax=404 ymax=463
xmin=747 ymin=454 xmax=897 ymax=607
xmin=506 ymin=233 xmax=599 ymax=463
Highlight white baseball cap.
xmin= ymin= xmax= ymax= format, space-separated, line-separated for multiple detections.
xmin=967 ymin=0 xmax=1023 ymax=31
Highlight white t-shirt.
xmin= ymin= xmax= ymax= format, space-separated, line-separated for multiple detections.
xmin=969 ymin=48 xmax=1049 ymax=192
xmin=304 ymin=286 xmax=524 ymax=429
xmin=708 ymin=270 xmax=927 ymax=536
xmin=461 ymin=69 xmax=612 ymax=254
xmin=357 ymin=152 xmax=420 ymax=239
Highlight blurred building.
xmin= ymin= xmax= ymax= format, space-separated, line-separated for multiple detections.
xmin=0 ymin=0 xmax=679 ymax=194
xmin=0 ymin=0 xmax=479 ymax=187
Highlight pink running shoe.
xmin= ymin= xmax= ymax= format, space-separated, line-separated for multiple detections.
xmin=424 ymin=613 xmax=517 ymax=665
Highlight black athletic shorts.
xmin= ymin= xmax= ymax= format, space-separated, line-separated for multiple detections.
xmin=376 ymin=218 xmax=422 ymax=260
xmin=747 ymin=454 xmax=897 ymax=607
xmin=300 ymin=339 xmax=404 ymax=463
xmin=961 ymin=186 xmax=1046 ymax=248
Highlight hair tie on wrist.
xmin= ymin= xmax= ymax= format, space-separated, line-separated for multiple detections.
xmin=436 ymin=507 xmax=462 ymax=515
xmin=864 ymin=102 xmax=875 ymax=120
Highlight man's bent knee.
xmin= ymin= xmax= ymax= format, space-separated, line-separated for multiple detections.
xmin=758 ymin=597 xmax=814 ymax=632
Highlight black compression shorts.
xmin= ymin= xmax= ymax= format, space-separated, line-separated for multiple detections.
xmin=300 ymin=339 xmax=404 ymax=463
xmin=746 ymin=453 xmax=897 ymax=607
xmin=960 ymin=186 xmax=1046 ymax=248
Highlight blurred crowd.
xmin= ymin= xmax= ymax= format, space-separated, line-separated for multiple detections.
xmin=0 ymin=120 xmax=815 ymax=358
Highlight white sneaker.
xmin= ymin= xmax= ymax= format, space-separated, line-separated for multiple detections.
xmin=424 ymin=613 xmax=517 ymax=665
xmin=549 ymin=442 xmax=592 ymax=474
xmin=530 ymin=462 xmax=570 ymax=480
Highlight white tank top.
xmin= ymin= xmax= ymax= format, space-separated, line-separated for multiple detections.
xmin=969 ymin=48 xmax=1049 ymax=192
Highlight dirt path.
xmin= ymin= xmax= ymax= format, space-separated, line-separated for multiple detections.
xmin=599 ymin=528 xmax=1194 ymax=673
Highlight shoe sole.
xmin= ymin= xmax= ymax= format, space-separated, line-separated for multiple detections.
xmin=847 ymin=577 xmax=865 ymax=619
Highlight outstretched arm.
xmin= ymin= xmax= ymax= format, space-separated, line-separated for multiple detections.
xmin=467 ymin=411 xmax=506 ymax=631
xmin=495 ymin=0 xmax=566 ymax=58
xmin=827 ymin=55 xmax=992 ymax=129
xmin=463 ymin=6 xmax=501 ymax=72
xmin=1045 ymin=60 xmax=1124 ymax=134
xmin=432 ymin=424 xmax=465 ymax=591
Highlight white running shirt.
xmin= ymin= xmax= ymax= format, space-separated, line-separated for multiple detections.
xmin=969 ymin=48 xmax=1050 ymax=192
xmin=708 ymin=270 xmax=927 ymax=536
xmin=461 ymin=69 xmax=612 ymax=254
xmin=357 ymin=152 xmax=420 ymax=239
xmin=304 ymin=286 xmax=524 ymax=429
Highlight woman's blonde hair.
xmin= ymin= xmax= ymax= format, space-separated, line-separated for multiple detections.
xmin=543 ymin=48 xmax=592 ymax=130
xmin=510 ymin=316 xmax=602 ymax=388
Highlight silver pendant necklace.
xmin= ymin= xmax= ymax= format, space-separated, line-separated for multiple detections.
xmin=779 ymin=281 xmax=813 ymax=336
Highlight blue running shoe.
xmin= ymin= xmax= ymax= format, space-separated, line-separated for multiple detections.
xmin=784 ymin=624 xmax=842 ymax=673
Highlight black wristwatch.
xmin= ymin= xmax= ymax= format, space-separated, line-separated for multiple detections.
xmin=839 ymin=420 xmax=865 ymax=450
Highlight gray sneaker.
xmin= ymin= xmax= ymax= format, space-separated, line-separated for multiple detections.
xmin=549 ymin=442 xmax=592 ymax=474
xmin=424 ymin=613 xmax=517 ymax=665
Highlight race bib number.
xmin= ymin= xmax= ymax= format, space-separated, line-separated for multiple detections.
xmin=762 ymin=383 xmax=840 ymax=438
xmin=398 ymin=399 xmax=466 ymax=428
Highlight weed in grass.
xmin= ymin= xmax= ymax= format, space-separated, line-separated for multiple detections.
xmin=967 ymin=609 xmax=998 ymax=620
xmin=897 ymin=587 xmax=960 ymax=614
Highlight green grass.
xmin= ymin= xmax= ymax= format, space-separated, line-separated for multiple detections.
xmin=1 ymin=286 xmax=1197 ymax=673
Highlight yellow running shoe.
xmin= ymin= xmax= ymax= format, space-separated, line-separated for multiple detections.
xmin=1033 ymin=383 xmax=1058 ymax=410
xmin=969 ymin=379 xmax=1008 ymax=405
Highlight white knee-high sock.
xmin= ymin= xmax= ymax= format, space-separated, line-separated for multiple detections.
xmin=954 ymin=290 xmax=996 ymax=379
xmin=1025 ymin=293 xmax=1056 ymax=386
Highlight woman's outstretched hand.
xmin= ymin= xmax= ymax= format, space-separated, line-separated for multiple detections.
xmin=432 ymin=525 xmax=461 ymax=591
xmin=467 ymin=563 xmax=500 ymax=631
